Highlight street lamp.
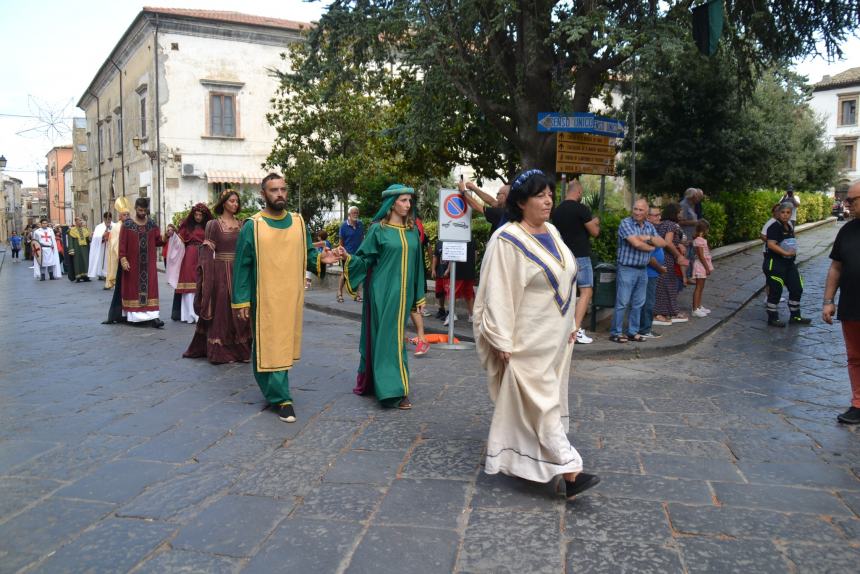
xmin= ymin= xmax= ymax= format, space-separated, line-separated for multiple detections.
xmin=0 ymin=155 xmax=7 ymax=169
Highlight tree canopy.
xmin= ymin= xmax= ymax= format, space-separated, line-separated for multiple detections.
xmin=298 ymin=0 xmax=860 ymax=175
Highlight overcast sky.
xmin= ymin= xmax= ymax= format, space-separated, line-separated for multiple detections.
xmin=1 ymin=1 xmax=857 ymax=187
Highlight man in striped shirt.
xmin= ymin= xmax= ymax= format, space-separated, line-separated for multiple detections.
xmin=610 ymin=199 xmax=667 ymax=343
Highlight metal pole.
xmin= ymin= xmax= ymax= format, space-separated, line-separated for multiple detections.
xmin=447 ymin=255 xmax=457 ymax=344
xmin=598 ymin=175 xmax=606 ymax=215
xmin=630 ymin=56 xmax=637 ymax=210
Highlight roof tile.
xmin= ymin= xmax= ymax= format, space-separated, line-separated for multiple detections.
xmin=813 ymin=66 xmax=860 ymax=90
xmin=143 ymin=6 xmax=311 ymax=31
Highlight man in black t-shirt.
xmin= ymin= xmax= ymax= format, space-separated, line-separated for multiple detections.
xmin=460 ymin=180 xmax=509 ymax=235
xmin=823 ymin=180 xmax=860 ymax=424
xmin=764 ymin=202 xmax=811 ymax=327
xmin=551 ymin=179 xmax=600 ymax=344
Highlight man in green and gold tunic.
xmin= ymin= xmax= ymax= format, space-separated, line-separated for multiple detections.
xmin=232 ymin=173 xmax=340 ymax=423
xmin=342 ymin=184 xmax=426 ymax=409
xmin=67 ymin=217 xmax=92 ymax=282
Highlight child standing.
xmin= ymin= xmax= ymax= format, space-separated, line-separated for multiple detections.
xmin=691 ymin=220 xmax=714 ymax=318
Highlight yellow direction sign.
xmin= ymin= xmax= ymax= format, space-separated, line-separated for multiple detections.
xmin=555 ymin=131 xmax=618 ymax=174
xmin=556 ymin=162 xmax=615 ymax=176
xmin=557 ymin=132 xmax=613 ymax=145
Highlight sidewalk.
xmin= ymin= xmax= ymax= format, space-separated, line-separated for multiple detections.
xmin=303 ymin=218 xmax=840 ymax=358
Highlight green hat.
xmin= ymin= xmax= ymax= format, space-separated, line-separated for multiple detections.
xmin=373 ymin=184 xmax=416 ymax=221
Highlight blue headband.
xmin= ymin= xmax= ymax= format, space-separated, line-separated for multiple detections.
xmin=511 ymin=169 xmax=545 ymax=192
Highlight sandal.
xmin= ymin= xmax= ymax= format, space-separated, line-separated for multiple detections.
xmin=398 ymin=398 xmax=413 ymax=410
xmin=337 ymin=294 xmax=344 ymax=303
xmin=628 ymin=334 xmax=646 ymax=343
xmin=609 ymin=335 xmax=628 ymax=343
xmin=354 ymin=295 xmax=363 ymax=302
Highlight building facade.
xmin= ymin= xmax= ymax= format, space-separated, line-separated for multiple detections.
xmin=21 ymin=187 xmax=48 ymax=227
xmin=810 ymin=67 xmax=860 ymax=195
xmin=71 ymin=117 xmax=93 ymax=225
xmin=2 ymin=176 xmax=23 ymax=238
xmin=45 ymin=146 xmax=73 ymax=225
xmin=76 ymin=8 xmax=308 ymax=226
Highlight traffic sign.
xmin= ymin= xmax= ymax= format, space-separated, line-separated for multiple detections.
xmin=537 ymin=112 xmax=626 ymax=137
xmin=557 ymin=132 xmax=613 ymax=145
xmin=437 ymin=188 xmax=471 ymax=242
xmin=556 ymin=152 xmax=614 ymax=166
xmin=555 ymin=162 xmax=615 ymax=176
xmin=556 ymin=141 xmax=616 ymax=157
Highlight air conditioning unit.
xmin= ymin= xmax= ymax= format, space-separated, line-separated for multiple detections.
xmin=182 ymin=163 xmax=200 ymax=177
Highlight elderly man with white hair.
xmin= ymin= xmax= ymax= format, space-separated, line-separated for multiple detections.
xmin=337 ymin=205 xmax=365 ymax=303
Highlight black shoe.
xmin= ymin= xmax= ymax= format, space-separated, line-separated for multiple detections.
xmin=768 ymin=317 xmax=786 ymax=327
xmin=837 ymin=407 xmax=860 ymax=424
xmin=151 ymin=319 xmax=165 ymax=329
xmin=101 ymin=319 xmax=115 ymax=325
xmin=789 ymin=316 xmax=812 ymax=325
xmin=83 ymin=277 xmax=91 ymax=282
xmin=435 ymin=308 xmax=446 ymax=320
xmin=40 ymin=276 xmax=45 ymax=281
xmin=276 ymin=403 xmax=296 ymax=423
xmin=564 ymin=473 xmax=600 ymax=500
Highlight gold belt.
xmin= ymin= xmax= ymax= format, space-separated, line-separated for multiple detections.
xmin=215 ymin=252 xmax=235 ymax=261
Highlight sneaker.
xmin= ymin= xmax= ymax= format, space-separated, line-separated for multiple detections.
xmin=276 ymin=403 xmax=296 ymax=423
xmin=435 ymin=308 xmax=446 ymax=320
xmin=670 ymin=315 xmax=689 ymax=323
xmin=692 ymin=308 xmax=708 ymax=318
xmin=651 ymin=316 xmax=672 ymax=326
xmin=414 ymin=340 xmax=431 ymax=356
xmin=788 ymin=315 xmax=812 ymax=325
xmin=575 ymin=329 xmax=593 ymax=344
xmin=420 ymin=309 xmax=432 ymax=317
xmin=699 ymin=306 xmax=711 ymax=314
xmin=443 ymin=313 xmax=458 ymax=326
xmin=640 ymin=331 xmax=662 ymax=339
xmin=837 ymin=406 xmax=860 ymax=424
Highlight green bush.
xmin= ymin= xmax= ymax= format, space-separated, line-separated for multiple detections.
xmin=590 ymin=211 xmax=624 ymax=264
xmin=701 ymin=200 xmax=727 ymax=248
xmin=796 ymin=192 xmax=830 ymax=224
xmin=714 ymin=190 xmax=783 ymax=244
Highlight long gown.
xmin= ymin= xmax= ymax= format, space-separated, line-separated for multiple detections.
xmin=68 ymin=226 xmax=91 ymax=281
xmin=232 ymin=211 xmax=325 ymax=406
xmin=88 ymin=222 xmax=110 ymax=279
xmin=472 ymin=222 xmax=583 ymax=483
xmin=177 ymin=224 xmax=205 ymax=323
xmin=343 ymin=221 xmax=426 ymax=407
xmin=184 ymin=219 xmax=251 ymax=363
xmin=118 ymin=218 xmax=164 ymax=322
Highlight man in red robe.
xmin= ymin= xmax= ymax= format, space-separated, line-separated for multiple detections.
xmin=119 ymin=197 xmax=165 ymax=328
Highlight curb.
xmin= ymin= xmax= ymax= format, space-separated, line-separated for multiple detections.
xmin=304 ymin=220 xmax=837 ymax=357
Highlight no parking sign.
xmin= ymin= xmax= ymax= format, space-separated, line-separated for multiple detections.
xmin=437 ymin=188 xmax=471 ymax=242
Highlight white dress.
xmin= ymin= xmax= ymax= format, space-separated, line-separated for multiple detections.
xmin=473 ymin=222 xmax=583 ymax=483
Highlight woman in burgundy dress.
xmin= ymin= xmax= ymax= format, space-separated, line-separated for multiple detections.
xmin=176 ymin=204 xmax=213 ymax=323
xmin=183 ymin=191 xmax=251 ymax=363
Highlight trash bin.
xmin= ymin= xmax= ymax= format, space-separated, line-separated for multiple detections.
xmin=589 ymin=262 xmax=617 ymax=332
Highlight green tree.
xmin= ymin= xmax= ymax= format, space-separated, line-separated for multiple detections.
xmin=621 ymin=41 xmax=840 ymax=196
xmin=302 ymin=0 xmax=858 ymax=173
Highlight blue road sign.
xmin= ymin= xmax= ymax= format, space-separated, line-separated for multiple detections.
xmin=537 ymin=112 xmax=626 ymax=137
xmin=444 ymin=195 xmax=467 ymax=218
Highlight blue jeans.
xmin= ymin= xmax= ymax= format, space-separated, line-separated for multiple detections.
xmin=639 ymin=276 xmax=658 ymax=335
xmin=611 ymin=264 xmax=648 ymax=337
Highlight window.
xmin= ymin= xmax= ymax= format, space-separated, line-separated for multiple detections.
xmin=98 ymin=123 xmax=104 ymax=161
xmin=210 ymin=93 xmax=236 ymax=137
xmin=114 ymin=107 xmax=123 ymax=154
xmin=838 ymin=95 xmax=858 ymax=127
xmin=839 ymin=142 xmax=856 ymax=171
xmin=137 ymin=86 xmax=148 ymax=139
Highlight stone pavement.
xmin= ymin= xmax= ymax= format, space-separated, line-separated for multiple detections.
xmin=305 ymin=219 xmax=839 ymax=358
xmin=0 ymin=232 xmax=858 ymax=573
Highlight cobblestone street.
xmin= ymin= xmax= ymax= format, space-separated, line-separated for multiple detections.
xmin=1 ymin=228 xmax=859 ymax=573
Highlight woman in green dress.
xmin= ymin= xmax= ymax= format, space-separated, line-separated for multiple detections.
xmin=343 ymin=184 xmax=426 ymax=409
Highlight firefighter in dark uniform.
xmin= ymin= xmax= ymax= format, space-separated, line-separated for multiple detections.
xmin=764 ymin=201 xmax=811 ymax=327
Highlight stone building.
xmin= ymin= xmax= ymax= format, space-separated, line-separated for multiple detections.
xmin=810 ymin=67 xmax=860 ymax=196
xmin=45 ymin=146 xmax=73 ymax=225
xmin=71 ymin=118 xmax=93 ymax=225
xmin=76 ymin=8 xmax=308 ymax=225
xmin=2 ymin=176 xmax=23 ymax=238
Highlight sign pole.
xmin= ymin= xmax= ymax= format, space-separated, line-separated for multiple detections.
xmin=598 ymin=175 xmax=606 ymax=215
xmin=447 ymin=258 xmax=457 ymax=344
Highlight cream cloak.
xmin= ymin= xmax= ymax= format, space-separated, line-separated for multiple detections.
xmin=473 ymin=222 xmax=583 ymax=483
